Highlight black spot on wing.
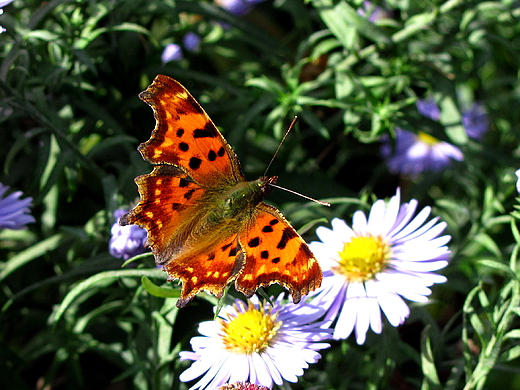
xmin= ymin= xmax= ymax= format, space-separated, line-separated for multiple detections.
xmin=193 ymin=122 xmax=218 ymax=138
xmin=248 ymin=237 xmax=260 ymax=248
xmin=179 ymin=142 xmax=189 ymax=151
xmin=208 ymin=150 xmax=217 ymax=161
xmin=207 ymin=253 xmax=215 ymax=261
xmin=270 ymin=219 xmax=279 ymax=225
xmin=228 ymin=246 xmax=238 ymax=257
xmin=176 ymin=129 xmax=184 ymax=137
xmin=261 ymin=250 xmax=269 ymax=259
xmin=262 ymin=225 xmax=274 ymax=233
xmin=271 ymin=257 xmax=280 ymax=264
xmin=217 ymin=147 xmax=225 ymax=157
xmin=221 ymin=242 xmax=232 ymax=251
xmin=184 ymin=189 xmax=196 ymax=200
xmin=277 ymin=228 xmax=297 ymax=249
xmin=179 ymin=178 xmax=190 ymax=187
xmin=172 ymin=203 xmax=183 ymax=211
xmin=189 ymin=157 xmax=202 ymax=170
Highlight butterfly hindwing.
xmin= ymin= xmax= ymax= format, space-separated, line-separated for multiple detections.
xmin=120 ymin=165 xmax=207 ymax=262
xmin=236 ymin=203 xmax=323 ymax=303
xmin=137 ymin=75 xmax=245 ymax=186
xmin=163 ymin=234 xmax=245 ymax=308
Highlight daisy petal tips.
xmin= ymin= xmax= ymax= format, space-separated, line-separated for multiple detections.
xmin=179 ymin=295 xmax=331 ymax=390
xmin=308 ymin=189 xmax=450 ymax=345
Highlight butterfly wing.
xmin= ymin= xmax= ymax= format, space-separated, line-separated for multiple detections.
xmin=121 ymin=75 xmax=246 ymax=269
xmin=137 ymin=75 xmax=245 ymax=186
xmin=120 ymin=165 xmax=207 ymax=260
xmin=163 ymin=234 xmax=244 ymax=308
xmin=236 ymin=203 xmax=322 ymax=303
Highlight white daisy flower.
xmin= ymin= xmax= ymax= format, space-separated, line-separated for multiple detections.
xmin=179 ymin=296 xmax=331 ymax=390
xmin=309 ymin=189 xmax=450 ymax=345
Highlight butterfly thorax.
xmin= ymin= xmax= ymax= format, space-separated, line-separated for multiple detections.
xmin=209 ymin=176 xmax=278 ymax=224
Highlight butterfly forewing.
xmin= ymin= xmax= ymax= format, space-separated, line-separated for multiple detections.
xmin=137 ymin=75 xmax=244 ymax=186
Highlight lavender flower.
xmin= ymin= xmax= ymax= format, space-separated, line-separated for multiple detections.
xmin=109 ymin=209 xmax=147 ymax=260
xmin=416 ymin=98 xmax=441 ymax=121
xmin=161 ymin=43 xmax=183 ymax=64
xmin=462 ymin=102 xmax=489 ymax=139
xmin=0 ymin=0 xmax=14 ymax=34
xmin=215 ymin=0 xmax=266 ymax=16
xmin=357 ymin=1 xmax=392 ymax=23
xmin=381 ymin=128 xmax=464 ymax=175
xmin=0 ymin=183 xmax=35 ymax=229
xmin=382 ymin=98 xmax=463 ymax=174
xmin=183 ymin=32 xmax=201 ymax=52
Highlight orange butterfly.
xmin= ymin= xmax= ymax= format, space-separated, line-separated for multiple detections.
xmin=120 ymin=75 xmax=322 ymax=308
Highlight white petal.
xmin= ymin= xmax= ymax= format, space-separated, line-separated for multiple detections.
xmin=352 ymin=211 xmax=368 ymax=235
xmin=346 ymin=282 xmax=367 ymax=299
xmin=315 ymin=226 xmax=344 ymax=251
xmin=367 ymin=199 xmax=387 ymax=235
xmin=354 ymin=298 xmax=370 ymax=344
xmin=377 ymin=293 xmax=409 ymax=326
xmin=333 ymin=298 xmax=357 ymax=339
xmin=391 ymin=206 xmax=432 ymax=241
xmin=331 ymin=218 xmax=355 ymax=240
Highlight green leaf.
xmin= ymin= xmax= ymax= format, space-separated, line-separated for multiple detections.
xmin=50 ymin=269 xmax=164 ymax=324
xmin=312 ymin=0 xmax=391 ymax=47
xmin=141 ymin=276 xmax=181 ymax=299
xmin=0 ymin=234 xmax=64 ymax=281
xmin=420 ymin=325 xmax=442 ymax=390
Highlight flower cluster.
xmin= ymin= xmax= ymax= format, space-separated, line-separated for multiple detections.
xmin=0 ymin=183 xmax=35 ymax=230
xmin=108 ymin=209 xmax=147 ymax=260
xmin=162 ymin=32 xmax=202 ymax=64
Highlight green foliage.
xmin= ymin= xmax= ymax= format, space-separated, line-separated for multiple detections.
xmin=1 ymin=0 xmax=520 ymax=389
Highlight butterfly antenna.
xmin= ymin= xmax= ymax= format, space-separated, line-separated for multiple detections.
xmin=263 ymin=116 xmax=299 ymax=177
xmin=268 ymin=183 xmax=331 ymax=207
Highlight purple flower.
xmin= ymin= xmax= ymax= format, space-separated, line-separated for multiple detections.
xmin=416 ymin=98 xmax=441 ymax=121
xmin=357 ymin=1 xmax=391 ymax=23
xmin=382 ymin=97 xmax=463 ymax=174
xmin=179 ymin=295 xmax=331 ymax=389
xmin=161 ymin=43 xmax=183 ymax=64
xmin=462 ymin=102 xmax=489 ymax=139
xmin=308 ymin=189 xmax=450 ymax=344
xmin=183 ymin=32 xmax=201 ymax=52
xmin=215 ymin=0 xmax=266 ymax=16
xmin=381 ymin=128 xmax=463 ymax=175
xmin=109 ymin=209 xmax=147 ymax=260
xmin=0 ymin=0 xmax=14 ymax=34
xmin=0 ymin=183 xmax=34 ymax=230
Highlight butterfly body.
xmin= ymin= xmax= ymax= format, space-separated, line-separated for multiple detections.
xmin=121 ymin=75 xmax=322 ymax=307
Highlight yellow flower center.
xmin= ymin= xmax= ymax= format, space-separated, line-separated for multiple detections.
xmin=220 ymin=302 xmax=281 ymax=354
xmin=417 ymin=131 xmax=441 ymax=145
xmin=333 ymin=235 xmax=390 ymax=282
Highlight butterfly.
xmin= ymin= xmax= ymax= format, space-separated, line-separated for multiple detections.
xmin=120 ymin=75 xmax=322 ymax=308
